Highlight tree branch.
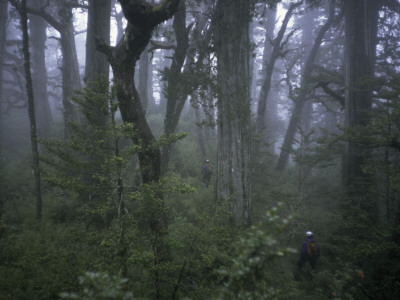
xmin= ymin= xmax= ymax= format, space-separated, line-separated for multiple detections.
xmin=315 ymin=81 xmax=345 ymax=108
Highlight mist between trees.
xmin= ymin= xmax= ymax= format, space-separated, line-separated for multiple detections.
xmin=1 ymin=0 xmax=400 ymax=299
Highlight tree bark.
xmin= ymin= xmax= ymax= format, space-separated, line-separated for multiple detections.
xmin=214 ymin=0 xmax=252 ymax=227
xmin=98 ymin=0 xmax=180 ymax=182
xmin=343 ymin=0 xmax=380 ymax=221
xmin=98 ymin=2 xmax=180 ymax=297
xmin=0 ymin=0 xmax=7 ymax=152
xmin=84 ymin=0 xmax=111 ymax=128
xmin=84 ymin=0 xmax=111 ymax=84
xmin=60 ymin=18 xmax=81 ymax=138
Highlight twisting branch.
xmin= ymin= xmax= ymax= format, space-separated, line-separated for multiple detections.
xmin=314 ymin=81 xmax=345 ymax=108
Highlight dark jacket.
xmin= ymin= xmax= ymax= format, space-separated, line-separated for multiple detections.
xmin=202 ymin=163 xmax=213 ymax=175
xmin=299 ymin=237 xmax=320 ymax=261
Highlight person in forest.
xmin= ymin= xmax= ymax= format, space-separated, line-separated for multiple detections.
xmin=201 ymin=159 xmax=213 ymax=187
xmin=298 ymin=231 xmax=320 ymax=270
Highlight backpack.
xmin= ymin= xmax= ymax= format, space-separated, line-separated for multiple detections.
xmin=306 ymin=241 xmax=319 ymax=256
xmin=204 ymin=164 xmax=212 ymax=175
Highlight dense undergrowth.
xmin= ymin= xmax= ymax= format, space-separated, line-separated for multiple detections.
xmin=1 ymin=81 xmax=399 ymax=299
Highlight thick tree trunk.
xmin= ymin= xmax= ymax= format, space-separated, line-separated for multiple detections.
xmin=84 ymin=0 xmax=111 ymax=84
xmin=84 ymin=0 xmax=111 ymax=128
xmin=275 ymin=1 xmax=335 ymax=171
xmin=343 ymin=0 xmax=379 ymax=221
xmin=29 ymin=0 xmax=52 ymax=138
xmin=214 ymin=0 xmax=252 ymax=227
xmin=98 ymin=2 xmax=180 ymax=297
xmin=98 ymin=0 xmax=180 ymax=183
xmin=18 ymin=0 xmax=43 ymax=220
xmin=60 ymin=21 xmax=81 ymax=138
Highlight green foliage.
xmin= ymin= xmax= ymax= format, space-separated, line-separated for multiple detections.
xmin=218 ymin=204 xmax=296 ymax=299
xmin=39 ymin=79 xmax=138 ymax=228
xmin=60 ymin=272 xmax=135 ymax=300
xmin=0 ymin=221 xmax=103 ymax=299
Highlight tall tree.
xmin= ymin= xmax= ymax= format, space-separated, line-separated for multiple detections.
xmin=275 ymin=0 xmax=335 ymax=171
xmin=84 ymin=0 xmax=111 ymax=127
xmin=255 ymin=2 xmax=301 ymax=146
xmin=214 ymin=0 xmax=252 ymax=226
xmin=161 ymin=0 xmax=190 ymax=173
xmin=84 ymin=0 xmax=111 ymax=85
xmin=0 ymin=0 xmax=7 ymax=152
xmin=28 ymin=1 xmax=82 ymax=138
xmin=343 ymin=0 xmax=380 ymax=221
xmin=98 ymin=0 xmax=180 ymax=185
xmin=10 ymin=0 xmax=43 ymax=220
xmin=97 ymin=1 xmax=180 ymax=296
xmin=28 ymin=0 xmax=52 ymax=138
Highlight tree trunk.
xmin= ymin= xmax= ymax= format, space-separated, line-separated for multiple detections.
xmin=256 ymin=2 xmax=300 ymax=140
xmin=60 ymin=20 xmax=81 ymax=138
xmin=194 ymin=104 xmax=206 ymax=159
xmin=28 ymin=0 xmax=52 ymax=138
xmin=98 ymin=2 xmax=180 ymax=297
xmin=17 ymin=0 xmax=43 ymax=220
xmin=84 ymin=0 xmax=111 ymax=127
xmin=343 ymin=0 xmax=380 ymax=221
xmin=98 ymin=0 xmax=181 ymax=182
xmin=84 ymin=0 xmax=111 ymax=84
xmin=161 ymin=0 xmax=189 ymax=174
xmin=275 ymin=1 xmax=335 ymax=171
xmin=0 ymin=0 xmax=7 ymax=152
xmin=214 ymin=0 xmax=252 ymax=227
xmin=138 ymin=45 xmax=150 ymax=114
xmin=26 ymin=3 xmax=82 ymax=139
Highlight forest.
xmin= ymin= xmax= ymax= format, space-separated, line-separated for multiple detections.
xmin=0 ymin=0 xmax=400 ymax=299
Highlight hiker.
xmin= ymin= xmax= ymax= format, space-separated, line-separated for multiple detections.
xmin=298 ymin=231 xmax=320 ymax=270
xmin=201 ymin=159 xmax=213 ymax=187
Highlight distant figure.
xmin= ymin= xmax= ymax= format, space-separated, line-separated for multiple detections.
xmin=298 ymin=231 xmax=320 ymax=270
xmin=201 ymin=159 xmax=213 ymax=187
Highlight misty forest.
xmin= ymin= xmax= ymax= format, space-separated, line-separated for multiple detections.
xmin=1 ymin=0 xmax=400 ymax=299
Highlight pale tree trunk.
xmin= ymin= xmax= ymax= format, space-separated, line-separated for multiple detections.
xmin=81 ymin=0 xmax=112 ymax=203
xmin=194 ymin=105 xmax=206 ymax=159
xmin=343 ymin=0 xmax=380 ymax=222
xmin=299 ymin=6 xmax=317 ymax=137
xmin=0 ymin=0 xmax=7 ymax=153
xmin=214 ymin=0 xmax=252 ymax=227
xmin=275 ymin=1 xmax=335 ymax=171
xmin=255 ymin=3 xmax=300 ymax=151
xmin=28 ymin=3 xmax=82 ymax=139
xmin=262 ymin=7 xmax=278 ymax=152
xmin=60 ymin=20 xmax=81 ymax=138
xmin=84 ymin=0 xmax=111 ymax=127
xmin=12 ymin=0 xmax=43 ymax=220
xmin=138 ymin=45 xmax=150 ymax=114
xmin=28 ymin=0 xmax=52 ymax=138
xmin=84 ymin=0 xmax=111 ymax=84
